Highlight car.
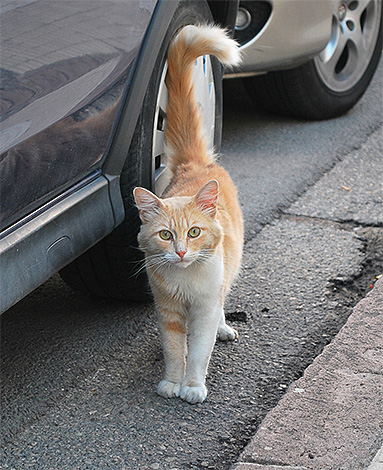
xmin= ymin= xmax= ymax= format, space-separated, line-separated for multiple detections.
xmin=230 ymin=0 xmax=382 ymax=119
xmin=0 ymin=0 xmax=239 ymax=313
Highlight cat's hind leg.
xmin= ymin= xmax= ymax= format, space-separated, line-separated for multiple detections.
xmin=217 ymin=305 xmax=238 ymax=342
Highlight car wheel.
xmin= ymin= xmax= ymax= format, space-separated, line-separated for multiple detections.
xmin=60 ymin=0 xmax=223 ymax=301
xmin=242 ymin=0 xmax=382 ymax=120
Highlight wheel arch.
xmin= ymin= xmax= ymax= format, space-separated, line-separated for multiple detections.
xmin=103 ymin=0 xmax=238 ymax=180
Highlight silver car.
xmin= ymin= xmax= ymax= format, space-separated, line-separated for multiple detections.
xmin=230 ymin=0 xmax=382 ymax=119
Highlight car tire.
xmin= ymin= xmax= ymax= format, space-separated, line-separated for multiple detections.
xmin=242 ymin=0 xmax=382 ymax=120
xmin=60 ymin=0 xmax=223 ymax=301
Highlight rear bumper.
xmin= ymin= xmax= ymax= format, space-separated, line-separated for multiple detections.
xmin=235 ymin=0 xmax=334 ymax=73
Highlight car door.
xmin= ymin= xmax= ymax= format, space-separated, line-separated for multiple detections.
xmin=0 ymin=0 xmax=155 ymax=231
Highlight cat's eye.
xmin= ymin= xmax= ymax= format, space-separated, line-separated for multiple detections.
xmin=188 ymin=227 xmax=201 ymax=238
xmin=159 ymin=230 xmax=173 ymax=240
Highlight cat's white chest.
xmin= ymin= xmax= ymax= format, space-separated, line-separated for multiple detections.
xmin=158 ymin=254 xmax=224 ymax=303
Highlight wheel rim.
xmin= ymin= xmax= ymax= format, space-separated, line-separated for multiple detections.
xmin=314 ymin=0 xmax=381 ymax=93
xmin=152 ymin=55 xmax=216 ymax=196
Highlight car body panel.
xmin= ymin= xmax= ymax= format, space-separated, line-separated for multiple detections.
xmin=234 ymin=0 xmax=334 ymax=73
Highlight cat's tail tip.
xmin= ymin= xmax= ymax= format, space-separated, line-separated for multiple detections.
xmin=174 ymin=24 xmax=242 ymax=68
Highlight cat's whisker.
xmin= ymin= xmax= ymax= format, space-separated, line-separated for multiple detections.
xmin=132 ymin=262 xmax=150 ymax=279
xmin=146 ymin=255 xmax=169 ymax=274
xmin=132 ymin=253 xmax=167 ymax=277
xmin=133 ymin=261 xmax=148 ymax=277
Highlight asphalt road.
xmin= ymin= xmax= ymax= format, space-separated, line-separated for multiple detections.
xmin=1 ymin=60 xmax=382 ymax=470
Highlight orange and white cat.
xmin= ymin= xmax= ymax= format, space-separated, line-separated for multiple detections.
xmin=133 ymin=25 xmax=243 ymax=404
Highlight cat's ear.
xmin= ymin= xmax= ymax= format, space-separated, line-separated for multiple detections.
xmin=133 ymin=187 xmax=163 ymax=223
xmin=195 ymin=180 xmax=219 ymax=217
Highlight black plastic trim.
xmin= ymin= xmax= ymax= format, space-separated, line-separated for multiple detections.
xmin=0 ymin=176 xmax=119 ymax=313
xmin=208 ymin=0 xmax=240 ymax=33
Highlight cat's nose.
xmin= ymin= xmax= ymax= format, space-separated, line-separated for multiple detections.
xmin=176 ymin=250 xmax=186 ymax=260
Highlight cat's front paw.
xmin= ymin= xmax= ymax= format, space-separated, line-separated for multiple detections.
xmin=217 ymin=323 xmax=238 ymax=342
xmin=157 ymin=380 xmax=181 ymax=399
xmin=180 ymin=384 xmax=207 ymax=404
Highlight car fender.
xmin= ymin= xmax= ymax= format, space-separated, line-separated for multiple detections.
xmin=235 ymin=0 xmax=334 ymax=73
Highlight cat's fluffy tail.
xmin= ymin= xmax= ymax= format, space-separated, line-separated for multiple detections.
xmin=165 ymin=25 xmax=241 ymax=174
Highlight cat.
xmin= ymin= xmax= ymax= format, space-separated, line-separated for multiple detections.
xmin=133 ymin=25 xmax=243 ymax=404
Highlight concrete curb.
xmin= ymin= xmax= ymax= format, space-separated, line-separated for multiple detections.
xmin=233 ymin=278 xmax=383 ymax=470
xmin=367 ymin=444 xmax=383 ymax=470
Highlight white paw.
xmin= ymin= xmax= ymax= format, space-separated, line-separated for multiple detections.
xmin=180 ymin=384 xmax=207 ymax=404
xmin=157 ymin=380 xmax=181 ymax=399
xmin=217 ymin=323 xmax=238 ymax=342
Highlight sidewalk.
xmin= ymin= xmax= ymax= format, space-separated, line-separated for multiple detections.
xmin=233 ymin=276 xmax=383 ymax=470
